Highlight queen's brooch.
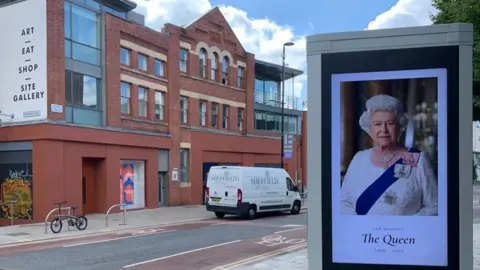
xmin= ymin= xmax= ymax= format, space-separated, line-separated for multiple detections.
xmin=383 ymin=190 xmax=398 ymax=205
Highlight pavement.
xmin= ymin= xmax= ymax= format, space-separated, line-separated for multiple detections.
xmin=233 ymin=249 xmax=307 ymax=270
xmin=0 ymin=212 xmax=307 ymax=270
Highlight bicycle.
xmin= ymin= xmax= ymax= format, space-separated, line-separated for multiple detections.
xmin=50 ymin=201 xmax=88 ymax=234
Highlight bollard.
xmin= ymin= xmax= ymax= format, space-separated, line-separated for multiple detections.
xmin=121 ymin=205 xmax=127 ymax=225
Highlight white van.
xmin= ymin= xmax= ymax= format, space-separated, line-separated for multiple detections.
xmin=205 ymin=166 xmax=302 ymax=219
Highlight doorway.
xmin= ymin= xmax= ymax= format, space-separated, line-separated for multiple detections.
xmin=82 ymin=158 xmax=97 ymax=214
xmin=158 ymin=172 xmax=168 ymax=207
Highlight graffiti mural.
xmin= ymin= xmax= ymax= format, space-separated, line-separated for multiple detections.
xmin=0 ymin=163 xmax=33 ymax=220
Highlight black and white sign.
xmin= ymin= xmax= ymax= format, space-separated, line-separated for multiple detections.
xmin=0 ymin=0 xmax=47 ymax=122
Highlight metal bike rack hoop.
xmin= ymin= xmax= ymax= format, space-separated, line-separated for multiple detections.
xmin=105 ymin=203 xmax=127 ymax=227
xmin=44 ymin=207 xmax=72 ymax=234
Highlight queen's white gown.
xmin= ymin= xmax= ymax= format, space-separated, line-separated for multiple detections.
xmin=341 ymin=148 xmax=438 ymax=216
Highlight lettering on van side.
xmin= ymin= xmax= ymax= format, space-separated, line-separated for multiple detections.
xmin=250 ymin=177 xmax=279 ymax=188
xmin=209 ymin=175 xmax=240 ymax=182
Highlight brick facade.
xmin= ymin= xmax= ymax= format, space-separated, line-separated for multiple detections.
xmin=0 ymin=2 xmax=305 ymax=224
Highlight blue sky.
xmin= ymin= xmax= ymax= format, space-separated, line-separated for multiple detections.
xmin=210 ymin=0 xmax=398 ymax=34
xmin=209 ymin=0 xmax=398 ymax=105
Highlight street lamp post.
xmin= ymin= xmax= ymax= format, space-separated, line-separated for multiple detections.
xmin=280 ymin=41 xmax=295 ymax=169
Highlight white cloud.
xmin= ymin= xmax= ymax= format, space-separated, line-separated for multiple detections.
xmin=367 ymin=0 xmax=437 ymax=30
xmin=132 ymin=0 xmax=307 ymax=109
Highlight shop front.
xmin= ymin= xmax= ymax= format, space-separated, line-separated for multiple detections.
xmin=0 ymin=142 xmax=34 ymax=226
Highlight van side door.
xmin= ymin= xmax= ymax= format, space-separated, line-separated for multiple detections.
xmin=284 ymin=177 xmax=296 ymax=207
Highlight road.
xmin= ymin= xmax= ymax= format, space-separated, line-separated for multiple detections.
xmin=0 ymin=212 xmax=307 ymax=270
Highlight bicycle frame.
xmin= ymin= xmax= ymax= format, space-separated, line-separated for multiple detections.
xmin=50 ymin=203 xmax=88 ymax=234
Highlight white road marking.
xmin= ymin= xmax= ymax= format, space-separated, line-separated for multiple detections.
xmin=209 ymin=220 xmax=248 ymax=227
xmin=255 ymin=235 xmax=306 ymax=247
xmin=209 ymin=223 xmax=229 ymax=226
xmin=129 ymin=228 xmax=166 ymax=235
xmin=123 ymin=240 xmax=242 ymax=268
xmin=280 ymin=224 xmax=305 ymax=228
xmin=274 ymin=227 xmax=306 ymax=234
xmin=62 ymin=230 xmax=177 ymax=248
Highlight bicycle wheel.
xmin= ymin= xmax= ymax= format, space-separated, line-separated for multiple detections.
xmin=75 ymin=216 xmax=88 ymax=231
xmin=50 ymin=218 xmax=63 ymax=234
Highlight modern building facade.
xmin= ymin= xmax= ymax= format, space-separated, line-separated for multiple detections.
xmin=253 ymin=60 xmax=304 ymax=180
xmin=0 ymin=0 xmax=306 ymax=224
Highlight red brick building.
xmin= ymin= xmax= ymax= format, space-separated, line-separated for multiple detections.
xmin=0 ymin=0 xmax=306 ymax=224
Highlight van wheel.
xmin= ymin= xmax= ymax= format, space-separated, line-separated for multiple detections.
xmin=247 ymin=206 xmax=257 ymax=220
xmin=291 ymin=201 xmax=301 ymax=215
xmin=215 ymin=212 xmax=225 ymax=219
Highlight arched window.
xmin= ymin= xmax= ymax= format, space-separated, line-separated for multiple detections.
xmin=222 ymin=56 xmax=229 ymax=84
xmin=211 ymin=52 xmax=218 ymax=80
xmin=199 ymin=48 xmax=207 ymax=77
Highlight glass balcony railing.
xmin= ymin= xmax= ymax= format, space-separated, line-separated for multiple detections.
xmin=254 ymin=90 xmax=299 ymax=110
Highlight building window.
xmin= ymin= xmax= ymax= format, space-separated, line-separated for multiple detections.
xmin=155 ymin=91 xmax=164 ymax=120
xmin=64 ymin=1 xmax=101 ymax=66
xmin=211 ymin=103 xmax=218 ymax=128
xmin=180 ymin=96 xmax=188 ymax=124
xmin=0 ymin=152 xmax=33 ymax=215
xmin=179 ymin=48 xmax=188 ymax=72
xmin=199 ymin=100 xmax=207 ymax=126
xmin=199 ymin=48 xmax=207 ymax=77
xmin=120 ymin=47 xmax=130 ymax=65
xmin=65 ymin=70 xmax=100 ymax=109
xmin=254 ymin=111 xmax=298 ymax=134
xmin=286 ymin=116 xmax=298 ymax=134
xmin=254 ymin=78 xmax=280 ymax=106
xmin=255 ymin=111 xmax=268 ymax=131
xmin=238 ymin=108 xmax=244 ymax=131
xmin=120 ymin=160 xmax=146 ymax=209
xmin=237 ymin=67 xmax=245 ymax=88
xmin=222 ymin=56 xmax=229 ymax=84
xmin=120 ymin=82 xmax=131 ymax=114
xmin=138 ymin=53 xmax=148 ymax=71
xmin=222 ymin=105 xmax=229 ymax=129
xmin=138 ymin=87 xmax=147 ymax=117
xmin=180 ymin=149 xmax=190 ymax=183
xmin=211 ymin=52 xmax=218 ymax=80
xmin=154 ymin=59 xmax=164 ymax=76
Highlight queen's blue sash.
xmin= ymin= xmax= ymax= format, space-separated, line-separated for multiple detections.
xmin=355 ymin=148 xmax=420 ymax=215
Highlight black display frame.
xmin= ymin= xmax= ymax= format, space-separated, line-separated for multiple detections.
xmin=320 ymin=46 xmax=460 ymax=270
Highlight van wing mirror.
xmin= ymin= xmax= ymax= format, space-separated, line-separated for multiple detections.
xmin=293 ymin=186 xmax=299 ymax=192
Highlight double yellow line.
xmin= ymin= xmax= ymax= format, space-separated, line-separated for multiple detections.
xmin=210 ymin=243 xmax=307 ymax=270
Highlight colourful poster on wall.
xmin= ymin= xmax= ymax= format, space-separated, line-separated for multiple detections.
xmin=120 ymin=163 xmax=135 ymax=206
xmin=0 ymin=163 xmax=33 ymax=220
